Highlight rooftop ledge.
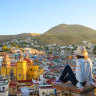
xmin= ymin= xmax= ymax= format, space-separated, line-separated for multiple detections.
xmin=52 ymin=82 xmax=96 ymax=96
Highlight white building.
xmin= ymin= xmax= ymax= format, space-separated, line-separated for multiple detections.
xmin=20 ymin=87 xmax=29 ymax=96
xmin=0 ymin=75 xmax=9 ymax=96
xmin=39 ymin=85 xmax=54 ymax=96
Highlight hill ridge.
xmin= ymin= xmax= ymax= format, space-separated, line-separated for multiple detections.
xmin=39 ymin=24 xmax=96 ymax=45
xmin=0 ymin=24 xmax=96 ymax=45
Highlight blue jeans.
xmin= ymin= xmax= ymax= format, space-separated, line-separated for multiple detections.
xmin=59 ymin=65 xmax=78 ymax=86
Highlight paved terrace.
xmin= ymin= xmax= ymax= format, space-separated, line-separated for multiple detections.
xmin=52 ymin=82 xmax=96 ymax=96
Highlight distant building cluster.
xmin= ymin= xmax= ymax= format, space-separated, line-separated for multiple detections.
xmin=0 ymin=39 xmax=96 ymax=96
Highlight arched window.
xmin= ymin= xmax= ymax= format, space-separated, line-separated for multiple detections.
xmin=30 ymin=69 xmax=32 ymax=71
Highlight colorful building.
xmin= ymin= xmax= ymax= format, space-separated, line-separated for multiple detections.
xmin=1 ymin=53 xmax=44 ymax=81
xmin=24 ymin=53 xmax=44 ymax=80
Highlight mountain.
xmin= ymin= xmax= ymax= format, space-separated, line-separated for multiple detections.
xmin=0 ymin=33 xmax=40 ymax=43
xmin=1 ymin=24 xmax=96 ymax=45
xmin=39 ymin=24 xmax=96 ymax=45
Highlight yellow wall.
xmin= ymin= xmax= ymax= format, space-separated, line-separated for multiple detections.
xmin=17 ymin=61 xmax=27 ymax=68
xmin=1 ymin=68 xmax=6 ymax=75
xmin=16 ymin=68 xmax=23 ymax=80
xmin=32 ymin=71 xmax=39 ymax=80
xmin=1 ymin=60 xmax=43 ymax=81
xmin=27 ymin=66 xmax=38 ymax=80
xmin=38 ymin=69 xmax=44 ymax=75
xmin=30 ymin=65 xmax=39 ymax=71
xmin=6 ymin=67 xmax=10 ymax=76
xmin=16 ymin=61 xmax=27 ymax=80
xmin=6 ymin=67 xmax=17 ymax=76
xmin=27 ymin=65 xmax=44 ymax=80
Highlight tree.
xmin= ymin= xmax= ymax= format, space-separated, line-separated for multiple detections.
xmin=10 ymin=42 xmax=19 ymax=48
xmin=93 ymin=46 xmax=96 ymax=51
xmin=93 ymin=46 xmax=96 ymax=54
xmin=93 ymin=51 xmax=96 ymax=54
xmin=10 ymin=42 xmax=17 ymax=47
xmin=22 ymin=44 xmax=26 ymax=47
xmin=86 ymin=46 xmax=89 ymax=49
xmin=45 ymin=46 xmax=49 ymax=51
xmin=66 ymin=48 xmax=71 ymax=51
xmin=2 ymin=46 xmax=9 ymax=51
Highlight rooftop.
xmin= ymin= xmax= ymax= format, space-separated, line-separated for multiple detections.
xmin=39 ymin=85 xmax=54 ymax=89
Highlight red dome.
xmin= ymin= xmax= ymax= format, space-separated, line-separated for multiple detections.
xmin=24 ymin=58 xmax=33 ymax=64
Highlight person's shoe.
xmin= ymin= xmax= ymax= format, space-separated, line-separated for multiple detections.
xmin=52 ymin=79 xmax=63 ymax=84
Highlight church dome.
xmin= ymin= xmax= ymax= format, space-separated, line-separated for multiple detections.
xmin=24 ymin=58 xmax=33 ymax=64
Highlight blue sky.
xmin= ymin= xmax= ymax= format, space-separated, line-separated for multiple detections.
xmin=0 ymin=0 xmax=96 ymax=35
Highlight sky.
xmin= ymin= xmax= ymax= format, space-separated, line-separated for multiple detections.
xmin=0 ymin=0 xmax=96 ymax=35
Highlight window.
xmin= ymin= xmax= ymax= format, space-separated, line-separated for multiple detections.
xmin=30 ymin=69 xmax=32 ymax=71
xmin=42 ymin=92 xmax=45 ymax=95
xmin=19 ymin=74 xmax=21 ymax=76
xmin=19 ymin=65 xmax=21 ymax=67
xmin=29 ymin=92 xmax=33 ymax=95
xmin=2 ymin=87 xmax=5 ymax=90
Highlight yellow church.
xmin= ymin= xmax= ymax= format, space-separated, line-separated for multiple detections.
xmin=1 ymin=53 xmax=44 ymax=81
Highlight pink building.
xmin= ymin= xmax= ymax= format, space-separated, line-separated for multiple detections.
xmin=10 ymin=62 xmax=17 ymax=67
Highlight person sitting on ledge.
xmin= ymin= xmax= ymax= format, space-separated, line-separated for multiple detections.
xmin=53 ymin=46 xmax=96 ymax=92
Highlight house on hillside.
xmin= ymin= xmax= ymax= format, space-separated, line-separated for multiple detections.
xmin=39 ymin=85 xmax=55 ymax=96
